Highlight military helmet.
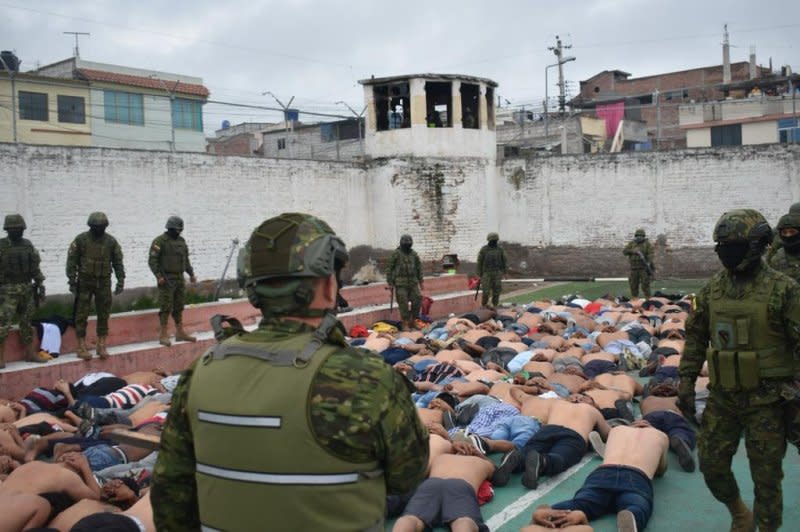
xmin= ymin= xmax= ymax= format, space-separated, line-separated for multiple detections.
xmin=713 ymin=209 xmax=771 ymax=245
xmin=487 ymin=232 xmax=499 ymax=241
xmin=3 ymin=214 xmax=26 ymax=230
xmin=87 ymin=212 xmax=109 ymax=227
xmin=777 ymin=212 xmax=800 ymax=231
xmin=634 ymin=228 xmax=646 ymax=237
xmin=165 ymin=216 xmax=184 ymax=230
xmin=400 ymin=234 xmax=413 ymax=246
xmin=237 ymin=213 xmax=348 ymax=314
xmin=789 ymin=202 xmax=800 ymax=215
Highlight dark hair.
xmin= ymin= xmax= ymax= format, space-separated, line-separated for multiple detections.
xmin=434 ymin=392 xmax=458 ymax=410
xmin=70 ymin=513 xmax=141 ymax=532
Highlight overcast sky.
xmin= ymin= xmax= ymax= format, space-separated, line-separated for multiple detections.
xmin=4 ymin=0 xmax=799 ymax=133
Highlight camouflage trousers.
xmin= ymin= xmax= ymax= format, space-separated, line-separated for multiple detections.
xmin=0 ymin=283 xmax=34 ymax=344
xmin=698 ymin=389 xmax=787 ymax=530
xmin=158 ymin=278 xmax=186 ymax=327
xmin=628 ymin=269 xmax=651 ymax=298
xmin=394 ymin=283 xmax=421 ymax=323
xmin=480 ymin=273 xmax=502 ymax=306
xmin=75 ymin=277 xmax=112 ymax=338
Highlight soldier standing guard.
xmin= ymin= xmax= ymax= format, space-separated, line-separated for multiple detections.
xmin=678 ymin=209 xmax=800 ymax=532
xmin=0 ymin=214 xmax=49 ymax=367
xmin=476 ymin=232 xmax=508 ymax=307
xmin=66 ymin=212 xmax=125 ymax=360
xmin=768 ymin=208 xmax=800 ymax=282
xmin=149 ymin=216 xmax=197 ymax=346
xmin=386 ymin=234 xmax=424 ymax=331
xmin=623 ymin=228 xmax=654 ymax=298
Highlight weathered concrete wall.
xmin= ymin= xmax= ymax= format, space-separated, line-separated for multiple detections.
xmin=2 ymin=143 xmax=798 ymax=292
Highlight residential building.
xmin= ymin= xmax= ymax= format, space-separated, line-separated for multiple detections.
xmin=261 ymin=118 xmax=364 ymax=160
xmin=207 ymin=121 xmax=272 ymax=156
xmin=33 ymin=56 xmax=209 ymax=152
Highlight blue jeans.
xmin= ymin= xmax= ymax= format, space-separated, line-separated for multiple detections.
xmin=643 ymin=410 xmax=696 ymax=449
xmin=521 ymin=425 xmax=587 ymax=475
xmin=552 ymin=465 xmax=654 ymax=530
xmin=84 ymin=444 xmax=126 ymax=471
xmin=490 ymin=415 xmax=541 ymax=449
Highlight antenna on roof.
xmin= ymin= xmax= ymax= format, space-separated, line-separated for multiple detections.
xmin=63 ymin=32 xmax=91 ymax=58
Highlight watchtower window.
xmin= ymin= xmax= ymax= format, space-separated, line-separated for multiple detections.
xmin=460 ymin=83 xmax=479 ymax=129
xmin=425 ymin=81 xmax=452 ymax=128
xmin=374 ymin=82 xmax=410 ymax=132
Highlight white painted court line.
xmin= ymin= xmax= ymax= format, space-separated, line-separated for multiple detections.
xmin=485 ymin=454 xmax=596 ymax=531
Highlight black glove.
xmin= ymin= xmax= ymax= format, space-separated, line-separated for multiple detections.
xmin=114 ymin=283 xmax=124 ymax=296
xmin=69 ymin=282 xmax=77 ymax=295
xmin=677 ymin=378 xmax=697 ymax=419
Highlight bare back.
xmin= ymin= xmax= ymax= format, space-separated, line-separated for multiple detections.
xmin=640 ymin=396 xmax=681 ymax=416
xmin=602 ymin=426 xmax=669 ymax=478
xmin=547 ymin=402 xmax=601 ymax=439
xmin=429 ymin=454 xmax=494 ymax=492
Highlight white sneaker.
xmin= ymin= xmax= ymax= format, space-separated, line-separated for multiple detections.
xmin=589 ymin=431 xmax=606 ymax=457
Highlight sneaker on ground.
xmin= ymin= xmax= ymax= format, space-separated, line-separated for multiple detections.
xmin=617 ymin=509 xmax=638 ymax=532
xmin=491 ymin=449 xmax=521 ymax=487
xmin=669 ymin=435 xmax=696 ymax=472
xmin=589 ymin=431 xmax=606 ymax=457
xmin=521 ymin=450 xmax=542 ymax=490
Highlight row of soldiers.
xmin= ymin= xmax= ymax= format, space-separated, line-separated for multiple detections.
xmin=0 ymin=212 xmax=197 ymax=368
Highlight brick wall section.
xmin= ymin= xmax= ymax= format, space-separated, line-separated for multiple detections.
xmin=1 ymin=143 xmax=798 ymax=292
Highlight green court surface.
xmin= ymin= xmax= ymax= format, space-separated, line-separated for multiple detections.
xmin=386 ymin=280 xmax=799 ymax=530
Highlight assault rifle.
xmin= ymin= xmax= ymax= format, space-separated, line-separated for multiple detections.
xmin=635 ymin=250 xmax=655 ymax=276
xmin=474 ymin=279 xmax=481 ymax=301
xmin=33 ymin=283 xmax=45 ymax=308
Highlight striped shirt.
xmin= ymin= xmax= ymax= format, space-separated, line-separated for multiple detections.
xmin=104 ymin=384 xmax=157 ymax=409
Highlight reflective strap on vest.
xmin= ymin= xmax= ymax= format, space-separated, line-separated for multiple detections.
xmin=196 ymin=462 xmax=382 ymax=485
xmin=197 ymin=411 xmax=281 ymax=428
xmin=203 ymin=520 xmax=384 ymax=532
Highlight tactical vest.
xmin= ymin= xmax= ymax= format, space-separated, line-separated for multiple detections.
xmin=187 ymin=318 xmax=385 ymax=532
xmin=392 ymin=251 xmax=418 ymax=285
xmin=0 ymin=238 xmax=35 ymax=284
xmin=482 ymin=246 xmax=505 ymax=273
xmin=769 ymin=248 xmax=800 ymax=283
xmin=79 ymin=235 xmax=113 ymax=278
xmin=160 ymin=236 xmax=187 ymax=275
xmin=706 ymin=276 xmax=794 ymax=390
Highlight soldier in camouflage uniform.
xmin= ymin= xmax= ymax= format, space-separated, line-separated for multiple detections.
xmin=149 ymin=216 xmax=198 ymax=346
xmin=151 ymin=213 xmax=428 ymax=531
xmin=766 ymin=201 xmax=800 ymax=262
xmin=386 ymin=234 xmax=424 ymax=331
xmin=0 ymin=214 xmax=49 ymax=367
xmin=768 ymin=209 xmax=800 ymax=282
xmin=476 ymin=232 xmax=508 ymax=307
xmin=623 ymin=228 xmax=655 ymax=298
xmin=678 ymin=209 xmax=800 ymax=532
xmin=66 ymin=212 xmax=125 ymax=361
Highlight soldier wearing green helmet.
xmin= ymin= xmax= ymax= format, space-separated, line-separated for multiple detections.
xmin=476 ymin=231 xmax=507 ymax=307
xmin=766 ymin=201 xmax=800 ymax=262
xmin=66 ymin=212 xmax=125 ymax=360
xmin=0 ymin=214 xmax=49 ymax=367
xmin=767 ymin=204 xmax=800 ymax=282
xmin=386 ymin=233 xmax=424 ymax=330
xmin=678 ymin=209 xmax=800 ymax=532
xmin=148 ymin=216 xmax=197 ymax=346
xmin=151 ymin=212 xmax=428 ymax=531
xmin=622 ymin=228 xmax=654 ymax=298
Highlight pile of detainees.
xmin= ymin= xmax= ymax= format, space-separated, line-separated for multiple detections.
xmin=349 ymin=292 xmax=706 ymax=531
xmin=0 ymin=368 xmax=175 ymax=531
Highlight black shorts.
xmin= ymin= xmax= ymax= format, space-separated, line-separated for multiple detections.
xmin=402 ymin=477 xmax=487 ymax=531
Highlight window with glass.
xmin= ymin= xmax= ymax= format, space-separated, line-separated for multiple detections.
xmin=104 ymin=90 xmax=144 ymax=125
xmin=710 ymin=124 xmax=742 ymax=146
xmin=19 ymin=91 xmax=48 ymax=121
xmin=57 ymin=95 xmax=85 ymax=124
xmin=778 ymin=118 xmax=800 ymax=143
xmin=172 ymin=98 xmax=203 ymax=131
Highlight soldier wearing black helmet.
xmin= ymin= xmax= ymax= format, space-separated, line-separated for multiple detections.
xmin=768 ymin=204 xmax=800 ymax=282
xmin=0 ymin=214 xmax=49 ymax=367
xmin=766 ymin=201 xmax=800 ymax=262
xmin=476 ymin=232 xmax=508 ymax=307
xmin=386 ymin=234 xmax=424 ymax=330
xmin=148 ymin=216 xmax=198 ymax=346
xmin=66 ymin=212 xmax=125 ymax=360
xmin=152 ymin=213 xmax=428 ymax=531
xmin=622 ymin=228 xmax=654 ymax=298
xmin=678 ymin=209 xmax=800 ymax=532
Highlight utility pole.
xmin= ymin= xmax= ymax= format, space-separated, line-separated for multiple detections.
xmin=64 ymin=32 xmax=90 ymax=58
xmin=264 ymin=92 xmax=295 ymax=158
xmin=151 ymin=75 xmax=180 ymax=152
xmin=549 ymin=35 xmax=573 ymax=114
xmin=0 ymin=53 xmax=19 ymax=142
xmin=654 ymin=89 xmax=661 ymax=151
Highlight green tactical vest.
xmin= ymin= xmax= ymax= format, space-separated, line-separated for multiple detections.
xmin=482 ymin=246 xmax=505 ymax=273
xmin=186 ymin=320 xmax=385 ymax=532
xmin=769 ymin=248 xmax=800 ymax=283
xmin=159 ymin=236 xmax=188 ymax=275
xmin=0 ymin=238 xmax=35 ymax=284
xmin=79 ymin=235 xmax=113 ymax=278
xmin=706 ymin=276 xmax=794 ymax=390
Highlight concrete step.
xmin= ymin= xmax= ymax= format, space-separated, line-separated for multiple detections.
xmin=0 ymin=286 xmax=478 ymax=400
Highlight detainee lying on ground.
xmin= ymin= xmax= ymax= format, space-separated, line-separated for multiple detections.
xmin=523 ymin=421 xmax=668 ymax=532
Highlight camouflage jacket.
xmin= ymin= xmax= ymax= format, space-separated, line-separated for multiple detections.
xmin=680 ymin=264 xmax=800 ymax=384
xmin=769 ymin=248 xmax=800 ymax=283
xmin=477 ymin=244 xmax=508 ymax=276
xmin=0 ymin=237 xmax=44 ymax=285
xmin=623 ymin=239 xmax=654 ymax=270
xmin=66 ymin=231 xmax=125 ymax=283
xmin=386 ymin=248 xmax=423 ymax=287
xmin=151 ymin=317 xmax=429 ymax=531
xmin=148 ymin=233 xmax=194 ymax=279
